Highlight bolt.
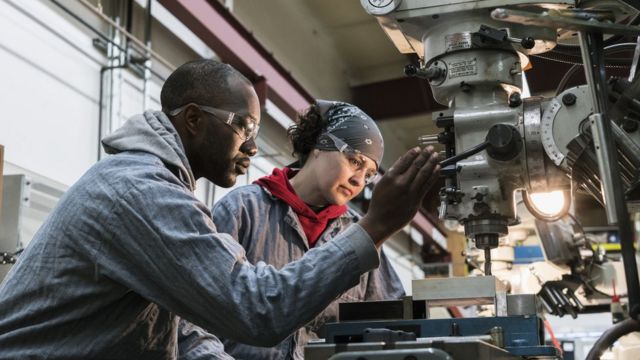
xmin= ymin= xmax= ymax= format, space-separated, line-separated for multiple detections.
xmin=562 ymin=93 xmax=577 ymax=106
xmin=622 ymin=119 xmax=639 ymax=133
xmin=508 ymin=92 xmax=522 ymax=107
xmin=451 ymin=322 xmax=460 ymax=336
xmin=521 ymin=37 xmax=535 ymax=49
xmin=404 ymin=64 xmax=418 ymax=77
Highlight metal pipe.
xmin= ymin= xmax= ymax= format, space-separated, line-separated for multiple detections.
xmin=97 ymin=3 xmax=130 ymax=161
xmin=590 ymin=113 xmax=619 ymax=222
xmin=142 ymin=0 xmax=153 ymax=110
xmin=75 ymin=0 xmax=175 ymax=71
xmin=49 ymin=0 xmax=170 ymax=81
xmin=579 ymin=31 xmax=640 ymax=319
xmin=628 ymin=36 xmax=640 ymax=82
xmin=50 ymin=0 xmax=128 ymax=54
xmin=612 ymin=122 xmax=640 ymax=167
xmin=126 ymin=0 xmax=134 ymax=34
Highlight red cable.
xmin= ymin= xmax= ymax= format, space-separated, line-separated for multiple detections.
xmin=544 ymin=318 xmax=564 ymax=357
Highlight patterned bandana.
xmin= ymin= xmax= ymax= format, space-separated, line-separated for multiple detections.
xmin=314 ymin=100 xmax=384 ymax=168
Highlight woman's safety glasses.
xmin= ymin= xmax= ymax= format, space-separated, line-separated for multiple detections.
xmin=324 ymin=133 xmax=379 ymax=185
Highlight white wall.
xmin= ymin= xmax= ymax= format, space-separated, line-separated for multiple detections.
xmin=0 ymin=0 xmax=290 ymax=250
xmin=0 ymin=0 xmax=104 ymax=186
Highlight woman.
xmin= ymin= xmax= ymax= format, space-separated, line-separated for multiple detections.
xmin=212 ymin=100 xmax=405 ymax=360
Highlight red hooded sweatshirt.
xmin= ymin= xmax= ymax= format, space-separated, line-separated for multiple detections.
xmin=254 ymin=167 xmax=347 ymax=248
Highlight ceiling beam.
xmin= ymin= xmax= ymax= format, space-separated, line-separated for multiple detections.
xmin=158 ymin=0 xmax=313 ymax=119
xmin=351 ymin=76 xmax=446 ymax=121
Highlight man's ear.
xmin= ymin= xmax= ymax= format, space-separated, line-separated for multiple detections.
xmin=183 ymin=106 xmax=206 ymax=136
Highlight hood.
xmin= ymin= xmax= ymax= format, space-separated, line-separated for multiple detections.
xmin=101 ymin=110 xmax=197 ymax=191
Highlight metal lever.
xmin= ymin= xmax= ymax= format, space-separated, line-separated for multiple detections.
xmin=477 ymin=24 xmax=535 ymax=49
xmin=439 ymin=141 xmax=490 ymax=167
xmin=438 ymin=123 xmax=521 ymax=167
xmin=418 ymin=134 xmax=440 ymax=147
xmin=405 ymin=64 xmax=445 ymax=81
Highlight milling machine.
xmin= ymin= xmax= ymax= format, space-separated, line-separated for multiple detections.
xmin=305 ymin=1 xmax=640 ymax=359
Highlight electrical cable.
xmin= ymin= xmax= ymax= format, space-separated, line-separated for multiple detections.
xmin=549 ymin=1 xmax=640 ymax=55
xmin=585 ymin=318 xmax=640 ymax=360
xmin=555 ymin=42 xmax=638 ymax=95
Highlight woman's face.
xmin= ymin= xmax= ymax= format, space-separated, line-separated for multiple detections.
xmin=309 ymin=149 xmax=378 ymax=206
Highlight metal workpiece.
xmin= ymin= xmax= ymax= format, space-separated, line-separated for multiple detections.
xmin=412 ymin=276 xmax=508 ymax=307
xmin=337 ymin=298 xmax=428 ymax=322
xmin=506 ymin=294 xmax=539 ymax=316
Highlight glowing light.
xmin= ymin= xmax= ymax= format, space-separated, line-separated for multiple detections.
xmin=529 ymin=190 xmax=566 ymax=215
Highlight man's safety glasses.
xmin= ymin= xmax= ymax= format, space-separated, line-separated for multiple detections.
xmin=169 ymin=103 xmax=259 ymax=142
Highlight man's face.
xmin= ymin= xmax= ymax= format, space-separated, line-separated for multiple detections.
xmin=199 ymin=77 xmax=261 ymax=187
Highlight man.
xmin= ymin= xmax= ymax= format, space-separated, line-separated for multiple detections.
xmin=0 ymin=59 xmax=440 ymax=359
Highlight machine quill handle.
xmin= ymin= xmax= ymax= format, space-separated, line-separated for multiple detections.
xmin=438 ymin=124 xmax=520 ymax=167
xmin=439 ymin=141 xmax=490 ymax=167
xmin=418 ymin=134 xmax=440 ymax=146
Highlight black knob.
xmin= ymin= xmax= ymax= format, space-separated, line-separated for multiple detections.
xmin=486 ymin=124 xmax=522 ymax=161
xmin=622 ymin=119 xmax=639 ymax=133
xmin=404 ymin=64 xmax=418 ymax=77
xmin=487 ymin=124 xmax=515 ymax=151
xmin=508 ymin=92 xmax=522 ymax=107
xmin=562 ymin=93 xmax=577 ymax=106
xmin=521 ymin=37 xmax=535 ymax=49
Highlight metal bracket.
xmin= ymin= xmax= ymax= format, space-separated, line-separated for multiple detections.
xmin=491 ymin=8 xmax=640 ymax=36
